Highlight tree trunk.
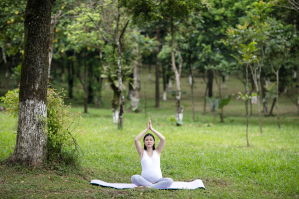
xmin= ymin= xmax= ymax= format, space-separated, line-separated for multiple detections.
xmin=67 ymin=60 xmax=74 ymax=98
xmin=171 ymin=19 xmax=183 ymax=125
xmin=276 ymin=70 xmax=281 ymax=129
xmin=261 ymin=73 xmax=268 ymax=115
xmin=116 ymin=5 xmax=125 ymax=129
xmin=9 ymin=0 xmax=55 ymax=166
xmin=214 ymin=71 xmax=224 ymax=123
xmin=75 ymin=50 xmax=88 ymax=113
xmin=128 ymin=73 xmax=133 ymax=100
xmin=131 ymin=43 xmax=140 ymax=112
xmin=83 ymin=52 xmax=88 ymax=113
xmin=88 ymin=64 xmax=93 ymax=104
xmin=208 ymin=70 xmax=213 ymax=98
xmin=269 ymin=97 xmax=276 ymax=116
xmin=222 ymin=75 xmax=226 ymax=89
xmin=249 ymin=66 xmax=262 ymax=134
xmin=188 ymin=54 xmax=195 ymax=122
xmin=162 ymin=65 xmax=167 ymax=101
xmin=246 ymin=64 xmax=249 ymax=147
xmin=155 ymin=27 xmax=160 ymax=108
xmin=203 ymin=85 xmax=208 ymax=115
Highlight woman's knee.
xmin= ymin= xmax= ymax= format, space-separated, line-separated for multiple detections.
xmin=165 ymin=178 xmax=173 ymax=186
xmin=131 ymin=175 xmax=141 ymax=182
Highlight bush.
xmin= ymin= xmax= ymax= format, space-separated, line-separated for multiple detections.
xmin=0 ymin=88 xmax=82 ymax=167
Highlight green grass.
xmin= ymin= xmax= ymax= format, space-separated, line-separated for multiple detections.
xmin=0 ymin=107 xmax=298 ymax=198
xmin=0 ymin=68 xmax=299 ymax=198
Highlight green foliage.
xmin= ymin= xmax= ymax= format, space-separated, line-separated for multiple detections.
xmin=219 ymin=95 xmax=231 ymax=109
xmin=237 ymin=92 xmax=257 ymax=101
xmin=263 ymin=82 xmax=277 ymax=102
xmin=0 ymin=88 xmax=82 ymax=165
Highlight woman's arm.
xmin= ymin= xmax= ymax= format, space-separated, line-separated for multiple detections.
xmin=149 ymin=119 xmax=165 ymax=154
xmin=134 ymin=118 xmax=150 ymax=156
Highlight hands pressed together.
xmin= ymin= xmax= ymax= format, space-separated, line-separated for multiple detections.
xmin=147 ymin=118 xmax=153 ymax=130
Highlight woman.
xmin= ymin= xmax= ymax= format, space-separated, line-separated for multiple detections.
xmin=131 ymin=118 xmax=173 ymax=189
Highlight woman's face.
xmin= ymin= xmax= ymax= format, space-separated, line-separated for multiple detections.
xmin=144 ymin=136 xmax=155 ymax=149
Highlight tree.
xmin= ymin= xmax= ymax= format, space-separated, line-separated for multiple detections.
xmin=8 ymin=0 xmax=56 ymax=166
xmin=265 ymin=19 xmax=293 ymax=129
xmin=120 ymin=0 xmax=209 ymax=125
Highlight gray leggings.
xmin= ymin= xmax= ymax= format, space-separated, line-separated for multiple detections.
xmin=131 ymin=175 xmax=173 ymax=189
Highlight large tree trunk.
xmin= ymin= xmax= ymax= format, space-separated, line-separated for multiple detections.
xmin=155 ymin=28 xmax=160 ymax=108
xmin=9 ymin=0 xmax=55 ymax=166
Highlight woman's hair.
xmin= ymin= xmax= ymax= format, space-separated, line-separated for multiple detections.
xmin=143 ymin=133 xmax=155 ymax=150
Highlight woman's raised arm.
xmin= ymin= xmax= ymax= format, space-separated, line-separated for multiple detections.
xmin=134 ymin=118 xmax=150 ymax=156
xmin=149 ymin=119 xmax=165 ymax=155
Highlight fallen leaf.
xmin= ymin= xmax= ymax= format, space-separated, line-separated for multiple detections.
xmin=21 ymin=181 xmax=24 ymax=183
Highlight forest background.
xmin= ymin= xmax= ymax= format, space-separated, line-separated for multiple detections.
xmin=0 ymin=0 xmax=299 ymax=198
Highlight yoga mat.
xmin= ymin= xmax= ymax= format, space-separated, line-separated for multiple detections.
xmin=90 ymin=179 xmax=205 ymax=190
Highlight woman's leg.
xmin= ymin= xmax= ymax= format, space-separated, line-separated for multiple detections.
xmin=131 ymin=175 xmax=152 ymax=187
xmin=150 ymin=178 xmax=173 ymax=189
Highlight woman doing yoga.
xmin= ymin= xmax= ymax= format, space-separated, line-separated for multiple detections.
xmin=131 ymin=118 xmax=173 ymax=189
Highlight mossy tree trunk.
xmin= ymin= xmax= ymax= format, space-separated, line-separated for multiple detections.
xmin=9 ymin=0 xmax=56 ymax=166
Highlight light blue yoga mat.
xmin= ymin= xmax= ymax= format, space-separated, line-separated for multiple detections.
xmin=90 ymin=179 xmax=205 ymax=190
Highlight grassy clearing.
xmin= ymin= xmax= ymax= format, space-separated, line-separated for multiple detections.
xmin=0 ymin=107 xmax=298 ymax=198
xmin=0 ymin=69 xmax=299 ymax=198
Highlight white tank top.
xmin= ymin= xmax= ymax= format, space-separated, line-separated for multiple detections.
xmin=141 ymin=150 xmax=162 ymax=183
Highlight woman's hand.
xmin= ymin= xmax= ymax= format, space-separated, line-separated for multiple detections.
xmin=148 ymin=118 xmax=153 ymax=130
xmin=147 ymin=118 xmax=150 ymax=130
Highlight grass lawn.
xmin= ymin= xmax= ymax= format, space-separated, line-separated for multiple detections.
xmin=0 ymin=69 xmax=298 ymax=198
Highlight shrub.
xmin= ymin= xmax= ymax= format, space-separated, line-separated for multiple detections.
xmin=0 ymin=88 xmax=82 ymax=167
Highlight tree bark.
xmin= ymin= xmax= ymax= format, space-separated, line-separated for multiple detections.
xmin=131 ymin=43 xmax=140 ymax=112
xmin=155 ymin=27 xmax=160 ymax=108
xmin=276 ymin=70 xmax=281 ymax=129
xmin=208 ymin=70 xmax=213 ymax=98
xmin=116 ymin=5 xmax=125 ymax=129
xmin=10 ymin=0 xmax=55 ymax=166
xmin=214 ymin=71 xmax=224 ymax=123
xmin=171 ymin=19 xmax=183 ymax=124
xmin=261 ymin=72 xmax=268 ymax=115
xmin=188 ymin=54 xmax=195 ymax=122
xmin=162 ymin=64 xmax=167 ymax=101
xmin=249 ymin=65 xmax=262 ymax=134
xmin=67 ymin=60 xmax=74 ymax=98
xmin=269 ymin=97 xmax=276 ymax=116
xmin=75 ymin=50 xmax=88 ymax=113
